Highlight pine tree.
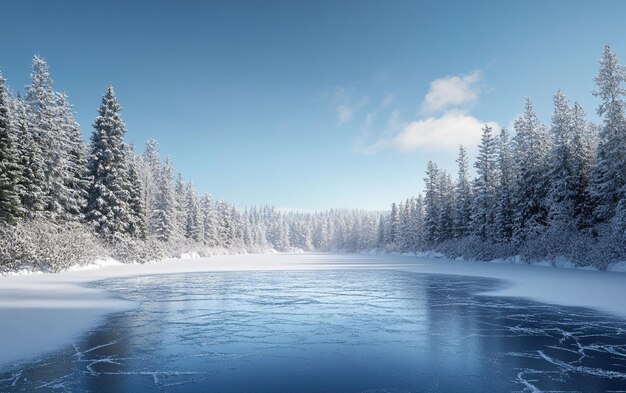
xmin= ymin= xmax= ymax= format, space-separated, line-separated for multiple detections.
xmin=545 ymin=90 xmax=576 ymax=232
xmin=423 ymin=161 xmax=440 ymax=245
xmin=126 ymin=148 xmax=147 ymax=239
xmin=11 ymin=94 xmax=46 ymax=218
xmin=454 ymin=145 xmax=472 ymax=238
xmin=494 ymin=128 xmax=514 ymax=242
xmin=152 ymin=156 xmax=177 ymax=242
xmin=141 ymin=138 xmax=161 ymax=235
xmin=57 ymin=91 xmax=88 ymax=219
xmin=388 ymin=202 xmax=399 ymax=246
xmin=570 ymin=103 xmax=596 ymax=231
xmin=512 ymin=98 xmax=549 ymax=242
xmin=215 ymin=200 xmax=234 ymax=248
xmin=0 ymin=71 xmax=23 ymax=224
xmin=436 ymin=171 xmax=455 ymax=242
xmin=376 ymin=214 xmax=386 ymax=248
xmin=201 ymin=193 xmax=218 ymax=246
xmin=84 ymin=85 xmax=132 ymax=237
xmin=25 ymin=55 xmax=61 ymax=217
xmin=590 ymin=45 xmax=626 ymax=234
xmin=174 ymin=172 xmax=187 ymax=239
xmin=471 ymin=125 xmax=497 ymax=240
xmin=411 ymin=194 xmax=425 ymax=252
xmin=185 ymin=180 xmax=202 ymax=242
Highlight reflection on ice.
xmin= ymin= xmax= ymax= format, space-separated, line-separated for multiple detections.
xmin=1 ymin=270 xmax=626 ymax=392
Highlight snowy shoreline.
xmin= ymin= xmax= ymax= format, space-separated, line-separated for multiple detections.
xmin=1 ymin=252 xmax=625 ymax=371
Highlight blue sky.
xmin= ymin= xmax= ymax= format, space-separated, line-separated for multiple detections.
xmin=2 ymin=0 xmax=626 ymax=210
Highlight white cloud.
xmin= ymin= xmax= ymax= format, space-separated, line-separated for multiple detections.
xmin=391 ymin=111 xmax=498 ymax=152
xmin=356 ymin=70 xmax=499 ymax=154
xmin=420 ymin=70 xmax=482 ymax=114
xmin=360 ymin=110 xmax=498 ymax=154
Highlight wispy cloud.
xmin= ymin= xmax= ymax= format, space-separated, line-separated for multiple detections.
xmin=420 ymin=70 xmax=482 ymax=114
xmin=331 ymin=87 xmax=369 ymax=126
xmin=365 ymin=93 xmax=395 ymax=128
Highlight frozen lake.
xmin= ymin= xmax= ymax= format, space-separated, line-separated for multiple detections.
xmin=2 ymin=269 xmax=626 ymax=392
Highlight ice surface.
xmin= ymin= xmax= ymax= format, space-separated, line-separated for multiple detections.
xmin=1 ymin=270 xmax=626 ymax=392
xmin=1 ymin=252 xmax=626 ymax=374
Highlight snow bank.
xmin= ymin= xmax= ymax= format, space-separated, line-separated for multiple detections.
xmin=1 ymin=252 xmax=625 ymax=371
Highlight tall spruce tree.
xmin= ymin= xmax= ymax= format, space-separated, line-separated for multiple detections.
xmin=454 ymin=145 xmax=472 ymax=238
xmin=590 ymin=45 xmax=626 ymax=234
xmin=57 ymin=91 xmax=88 ymax=219
xmin=411 ymin=194 xmax=425 ymax=251
xmin=436 ymin=171 xmax=455 ymax=242
xmin=0 ymin=71 xmax=23 ymax=224
xmin=126 ymin=148 xmax=147 ymax=239
xmin=423 ymin=161 xmax=440 ymax=245
xmin=174 ymin=172 xmax=187 ymax=239
xmin=512 ymin=98 xmax=550 ymax=241
xmin=471 ymin=125 xmax=497 ymax=240
xmin=201 ymin=193 xmax=218 ymax=246
xmin=25 ymin=55 xmax=59 ymax=216
xmin=142 ymin=138 xmax=161 ymax=235
xmin=84 ymin=85 xmax=132 ymax=237
xmin=570 ymin=103 xmax=596 ymax=231
xmin=152 ymin=156 xmax=177 ymax=242
xmin=494 ymin=128 xmax=514 ymax=242
xmin=11 ymin=95 xmax=46 ymax=218
xmin=545 ymin=91 xmax=577 ymax=232
xmin=185 ymin=180 xmax=202 ymax=242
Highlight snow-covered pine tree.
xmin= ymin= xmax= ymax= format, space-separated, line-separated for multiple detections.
xmin=545 ymin=90 xmax=576 ymax=233
xmin=126 ymin=147 xmax=147 ymax=239
xmin=512 ymin=98 xmax=550 ymax=242
xmin=570 ymin=103 xmax=596 ymax=231
xmin=174 ymin=172 xmax=187 ymax=240
xmin=590 ymin=45 xmax=626 ymax=234
xmin=152 ymin=155 xmax=177 ymax=242
xmin=241 ymin=209 xmax=254 ymax=248
xmin=494 ymin=128 xmax=514 ymax=242
xmin=436 ymin=171 xmax=455 ymax=242
xmin=423 ymin=161 xmax=440 ymax=246
xmin=401 ymin=198 xmax=416 ymax=251
xmin=376 ymin=214 xmax=386 ymax=249
xmin=411 ymin=194 xmax=425 ymax=252
xmin=57 ymin=91 xmax=88 ymax=220
xmin=396 ymin=200 xmax=406 ymax=251
xmin=26 ymin=55 xmax=69 ymax=219
xmin=471 ymin=125 xmax=498 ymax=241
xmin=0 ymin=71 xmax=23 ymax=224
xmin=10 ymin=94 xmax=45 ymax=218
xmin=388 ymin=202 xmax=399 ymax=246
xmin=184 ymin=180 xmax=202 ymax=242
xmin=201 ymin=193 xmax=218 ymax=246
xmin=454 ymin=145 xmax=472 ymax=238
xmin=141 ymin=138 xmax=161 ymax=235
xmin=84 ymin=85 xmax=133 ymax=237
xmin=215 ymin=200 xmax=234 ymax=248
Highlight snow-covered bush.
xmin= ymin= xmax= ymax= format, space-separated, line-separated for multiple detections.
xmin=584 ymin=232 xmax=624 ymax=270
xmin=107 ymin=234 xmax=166 ymax=264
xmin=0 ymin=220 xmax=105 ymax=273
xmin=0 ymin=223 xmax=31 ymax=273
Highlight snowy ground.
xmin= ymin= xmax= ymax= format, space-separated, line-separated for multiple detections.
xmin=1 ymin=252 xmax=625 ymax=371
